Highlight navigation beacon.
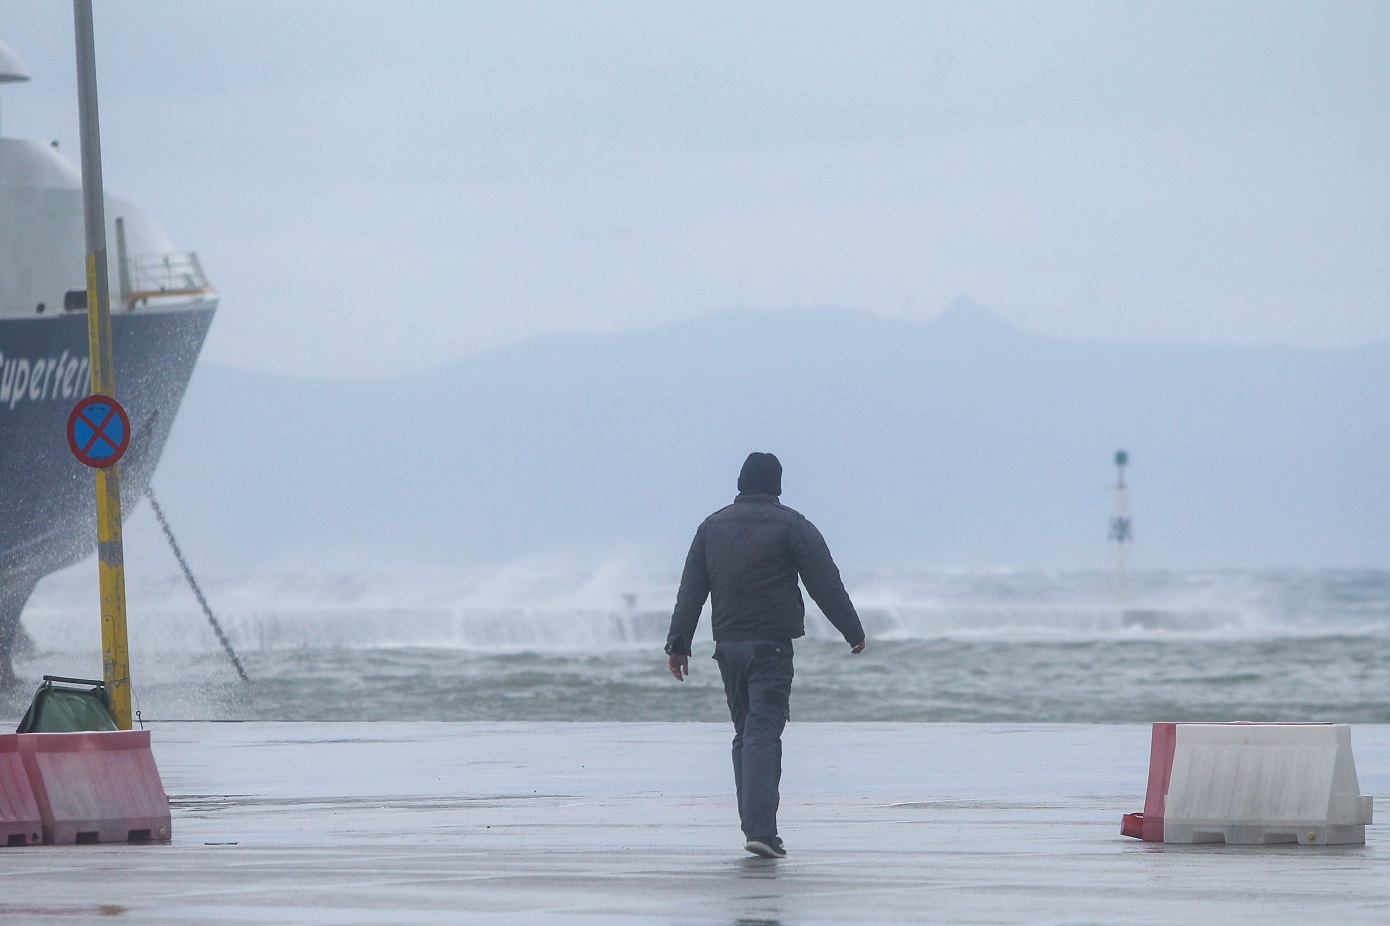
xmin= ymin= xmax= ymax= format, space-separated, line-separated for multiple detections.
xmin=1108 ymin=449 xmax=1133 ymax=602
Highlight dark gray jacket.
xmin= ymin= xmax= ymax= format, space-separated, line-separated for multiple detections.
xmin=664 ymin=494 xmax=865 ymax=655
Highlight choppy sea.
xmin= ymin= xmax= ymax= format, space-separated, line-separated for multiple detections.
xmin=6 ymin=567 xmax=1390 ymax=725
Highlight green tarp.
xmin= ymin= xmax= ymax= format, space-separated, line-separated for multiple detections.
xmin=15 ymin=678 xmax=117 ymax=733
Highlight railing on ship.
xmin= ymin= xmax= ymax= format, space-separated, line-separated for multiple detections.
xmin=123 ymin=252 xmax=211 ymax=306
xmin=114 ymin=215 xmax=214 ymax=310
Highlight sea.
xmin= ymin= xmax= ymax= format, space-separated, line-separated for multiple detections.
xmin=6 ymin=566 xmax=1390 ymax=725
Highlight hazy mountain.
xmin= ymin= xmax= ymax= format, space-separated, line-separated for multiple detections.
xmin=126 ymin=303 xmax=1390 ymax=572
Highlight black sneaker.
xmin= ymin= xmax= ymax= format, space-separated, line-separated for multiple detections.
xmin=744 ymin=836 xmax=786 ymax=858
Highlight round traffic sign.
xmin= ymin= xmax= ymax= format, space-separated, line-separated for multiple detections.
xmin=67 ymin=394 xmax=131 ymax=468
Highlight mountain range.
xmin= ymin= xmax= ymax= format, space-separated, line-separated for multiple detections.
xmin=123 ymin=302 xmax=1390 ymax=572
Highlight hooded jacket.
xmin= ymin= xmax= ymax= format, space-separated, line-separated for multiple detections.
xmin=664 ymin=493 xmax=865 ymax=655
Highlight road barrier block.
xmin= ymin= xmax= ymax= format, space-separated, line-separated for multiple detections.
xmin=19 ymin=730 xmax=171 ymax=845
xmin=1120 ymin=722 xmax=1177 ymax=841
xmin=1123 ymin=722 xmax=1373 ymax=845
xmin=0 ymin=734 xmax=42 ymax=847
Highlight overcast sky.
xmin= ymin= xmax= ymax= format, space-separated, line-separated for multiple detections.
xmin=1 ymin=1 xmax=1386 ymax=377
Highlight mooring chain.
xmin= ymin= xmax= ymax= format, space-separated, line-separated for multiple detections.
xmin=143 ymin=485 xmax=250 ymax=682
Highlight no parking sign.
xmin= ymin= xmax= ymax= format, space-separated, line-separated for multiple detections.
xmin=67 ymin=394 xmax=130 ymax=468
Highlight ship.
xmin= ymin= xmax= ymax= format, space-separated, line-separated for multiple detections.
xmin=0 ymin=38 xmax=216 ymax=687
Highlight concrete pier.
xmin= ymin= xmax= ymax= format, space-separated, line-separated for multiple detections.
xmin=2 ymin=722 xmax=1389 ymax=924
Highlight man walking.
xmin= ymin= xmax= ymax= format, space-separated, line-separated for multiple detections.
xmin=665 ymin=452 xmax=866 ymax=859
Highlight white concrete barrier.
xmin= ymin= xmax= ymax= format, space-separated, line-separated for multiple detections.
xmin=1162 ymin=723 xmax=1373 ymax=845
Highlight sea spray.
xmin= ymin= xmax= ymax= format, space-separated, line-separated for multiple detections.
xmin=8 ymin=566 xmax=1390 ymax=723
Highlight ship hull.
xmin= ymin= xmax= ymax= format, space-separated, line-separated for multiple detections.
xmin=0 ymin=303 xmax=215 ymax=681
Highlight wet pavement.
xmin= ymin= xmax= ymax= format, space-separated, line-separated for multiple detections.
xmin=2 ymin=721 xmax=1389 ymax=924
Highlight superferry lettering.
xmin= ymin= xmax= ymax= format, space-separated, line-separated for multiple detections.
xmin=0 ymin=350 xmax=90 ymax=409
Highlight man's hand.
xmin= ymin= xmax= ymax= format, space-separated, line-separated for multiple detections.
xmin=668 ymin=653 xmax=689 ymax=681
xmin=850 ymin=639 xmax=866 ymax=654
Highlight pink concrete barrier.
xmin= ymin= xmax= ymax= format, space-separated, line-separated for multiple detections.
xmin=0 ymin=734 xmax=42 ymax=847
xmin=19 ymin=730 xmax=171 ymax=845
xmin=1120 ymin=721 xmax=1176 ymax=841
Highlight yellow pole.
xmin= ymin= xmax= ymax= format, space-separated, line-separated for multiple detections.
xmin=75 ymin=1 xmax=131 ymax=729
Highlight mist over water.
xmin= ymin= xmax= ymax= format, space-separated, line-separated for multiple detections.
xmin=6 ymin=567 xmax=1390 ymax=724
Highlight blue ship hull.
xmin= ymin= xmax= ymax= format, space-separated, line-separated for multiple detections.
xmin=0 ymin=304 xmax=215 ymax=684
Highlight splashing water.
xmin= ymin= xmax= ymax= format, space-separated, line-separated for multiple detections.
xmin=7 ymin=567 xmax=1390 ymax=724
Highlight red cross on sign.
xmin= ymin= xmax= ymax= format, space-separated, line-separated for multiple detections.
xmin=67 ymin=394 xmax=131 ymax=468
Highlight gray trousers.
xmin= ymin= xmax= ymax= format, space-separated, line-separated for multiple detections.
xmin=713 ymin=639 xmax=794 ymax=838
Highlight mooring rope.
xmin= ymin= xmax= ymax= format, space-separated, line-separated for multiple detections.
xmin=143 ymin=485 xmax=250 ymax=682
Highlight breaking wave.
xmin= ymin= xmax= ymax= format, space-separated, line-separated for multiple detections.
xmin=10 ymin=566 xmax=1390 ymax=724
xmin=18 ymin=566 xmax=1390 ymax=655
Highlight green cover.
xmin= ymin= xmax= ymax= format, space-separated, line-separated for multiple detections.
xmin=15 ymin=680 xmax=117 ymax=733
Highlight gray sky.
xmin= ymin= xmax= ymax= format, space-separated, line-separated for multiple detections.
xmin=2 ymin=1 xmax=1386 ymax=377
